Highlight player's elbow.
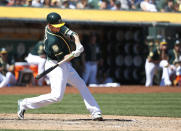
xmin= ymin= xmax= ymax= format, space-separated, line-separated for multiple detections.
xmin=72 ymin=33 xmax=79 ymax=40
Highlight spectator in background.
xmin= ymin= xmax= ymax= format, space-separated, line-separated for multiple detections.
xmin=0 ymin=0 xmax=8 ymax=5
xmin=14 ymin=0 xmax=23 ymax=6
xmin=110 ymin=0 xmax=122 ymax=10
xmin=24 ymin=0 xmax=33 ymax=7
xmin=7 ymin=0 xmax=15 ymax=6
xmin=100 ymin=0 xmax=110 ymax=9
xmin=115 ymin=0 xmax=122 ymax=10
xmin=62 ymin=0 xmax=69 ymax=8
xmin=110 ymin=0 xmax=117 ymax=10
xmin=0 ymin=48 xmax=16 ymax=88
xmin=175 ymin=0 xmax=181 ymax=11
xmin=77 ymin=0 xmax=88 ymax=9
xmin=43 ymin=0 xmax=51 ymax=7
xmin=51 ymin=0 xmax=61 ymax=7
xmin=164 ymin=0 xmax=175 ymax=12
xmin=155 ymin=0 xmax=167 ymax=12
xmin=140 ymin=0 xmax=157 ymax=12
xmin=83 ymin=33 xmax=100 ymax=85
xmin=32 ymin=0 xmax=43 ymax=7
xmin=62 ymin=0 xmax=76 ymax=8
xmin=88 ymin=0 xmax=100 ymax=9
xmin=120 ymin=0 xmax=129 ymax=10
xmin=128 ymin=0 xmax=137 ymax=10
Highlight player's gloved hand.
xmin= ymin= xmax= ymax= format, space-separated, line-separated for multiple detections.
xmin=72 ymin=50 xmax=81 ymax=57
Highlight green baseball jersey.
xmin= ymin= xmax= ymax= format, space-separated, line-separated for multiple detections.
xmin=148 ymin=47 xmax=160 ymax=61
xmin=44 ymin=24 xmax=75 ymax=61
xmin=168 ymin=49 xmax=180 ymax=64
xmin=0 ymin=57 xmax=10 ymax=75
xmin=30 ymin=41 xmax=45 ymax=56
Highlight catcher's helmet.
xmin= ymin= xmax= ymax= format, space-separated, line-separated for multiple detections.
xmin=46 ymin=12 xmax=64 ymax=27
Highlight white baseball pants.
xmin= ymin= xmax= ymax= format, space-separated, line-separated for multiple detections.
xmin=83 ymin=62 xmax=97 ymax=85
xmin=145 ymin=59 xmax=171 ymax=87
xmin=21 ymin=59 xmax=101 ymax=115
xmin=25 ymin=53 xmax=46 ymax=86
xmin=0 ymin=72 xmax=16 ymax=88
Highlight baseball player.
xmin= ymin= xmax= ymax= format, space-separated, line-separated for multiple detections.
xmin=0 ymin=48 xmax=16 ymax=88
xmin=173 ymin=57 xmax=181 ymax=86
xmin=168 ymin=40 xmax=181 ymax=84
xmin=25 ymin=40 xmax=47 ymax=86
xmin=82 ymin=33 xmax=100 ymax=85
xmin=145 ymin=40 xmax=172 ymax=87
xmin=17 ymin=12 xmax=103 ymax=121
xmin=168 ymin=40 xmax=181 ymax=65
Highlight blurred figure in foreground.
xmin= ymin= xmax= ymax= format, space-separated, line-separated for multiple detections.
xmin=0 ymin=48 xmax=16 ymax=88
xmin=25 ymin=41 xmax=47 ymax=86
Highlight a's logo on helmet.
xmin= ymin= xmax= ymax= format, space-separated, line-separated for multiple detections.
xmin=58 ymin=19 xmax=62 ymax=23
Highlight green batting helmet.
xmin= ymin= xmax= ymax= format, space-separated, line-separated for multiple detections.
xmin=46 ymin=12 xmax=62 ymax=25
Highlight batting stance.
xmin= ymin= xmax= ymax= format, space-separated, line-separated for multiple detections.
xmin=17 ymin=12 xmax=103 ymax=121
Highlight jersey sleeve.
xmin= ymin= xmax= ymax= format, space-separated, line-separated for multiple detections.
xmin=60 ymin=25 xmax=77 ymax=39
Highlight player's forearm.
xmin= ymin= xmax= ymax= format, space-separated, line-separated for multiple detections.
xmin=64 ymin=53 xmax=74 ymax=62
xmin=73 ymin=34 xmax=82 ymax=47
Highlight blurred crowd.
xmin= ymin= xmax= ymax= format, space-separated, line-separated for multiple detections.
xmin=0 ymin=0 xmax=181 ymax=12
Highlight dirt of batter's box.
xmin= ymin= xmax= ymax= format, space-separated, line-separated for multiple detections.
xmin=0 ymin=86 xmax=181 ymax=95
xmin=1 ymin=86 xmax=181 ymax=131
xmin=0 ymin=114 xmax=181 ymax=131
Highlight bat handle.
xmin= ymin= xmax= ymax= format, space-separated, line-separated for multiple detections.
xmin=35 ymin=74 xmax=43 ymax=80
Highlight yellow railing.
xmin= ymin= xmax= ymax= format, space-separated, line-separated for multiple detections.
xmin=0 ymin=7 xmax=181 ymax=24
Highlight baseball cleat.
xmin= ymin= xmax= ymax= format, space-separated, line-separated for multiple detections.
xmin=92 ymin=112 xmax=103 ymax=121
xmin=17 ymin=100 xmax=26 ymax=120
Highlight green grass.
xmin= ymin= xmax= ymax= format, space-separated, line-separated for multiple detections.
xmin=0 ymin=93 xmax=181 ymax=117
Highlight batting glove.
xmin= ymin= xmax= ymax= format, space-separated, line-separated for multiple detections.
xmin=76 ymin=44 xmax=84 ymax=53
xmin=72 ymin=50 xmax=81 ymax=57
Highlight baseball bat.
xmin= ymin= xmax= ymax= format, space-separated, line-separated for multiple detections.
xmin=35 ymin=54 xmax=74 ymax=80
